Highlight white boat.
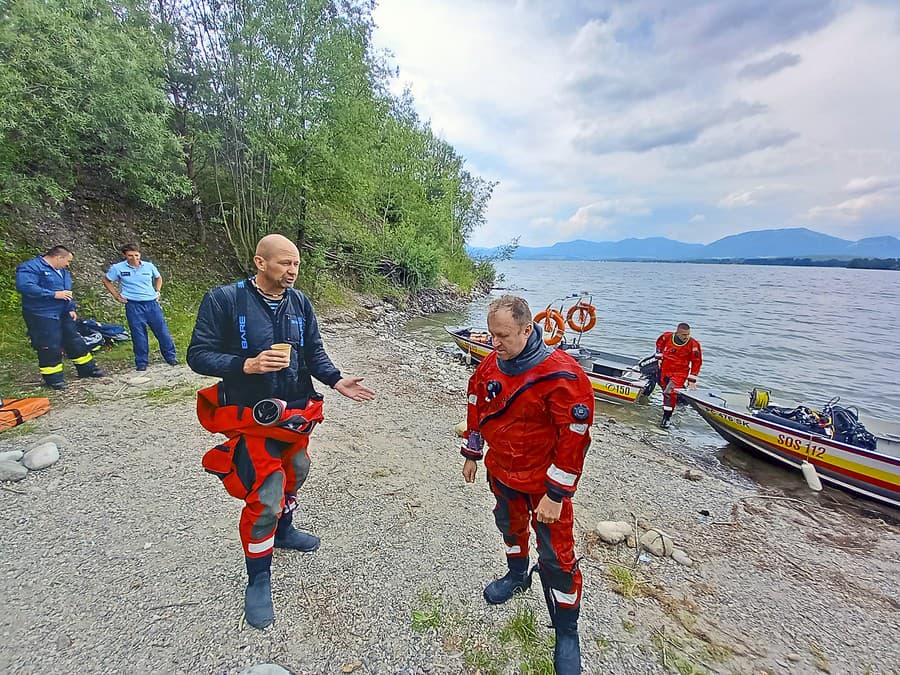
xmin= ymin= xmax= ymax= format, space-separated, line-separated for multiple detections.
xmin=680 ymin=389 xmax=900 ymax=508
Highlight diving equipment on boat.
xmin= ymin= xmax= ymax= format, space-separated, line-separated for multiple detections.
xmin=749 ymin=388 xmax=770 ymax=409
xmin=751 ymin=395 xmax=877 ymax=451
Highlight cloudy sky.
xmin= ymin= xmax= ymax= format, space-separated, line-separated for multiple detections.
xmin=372 ymin=0 xmax=900 ymax=247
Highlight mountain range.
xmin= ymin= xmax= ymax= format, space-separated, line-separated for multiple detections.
xmin=467 ymin=228 xmax=900 ymax=261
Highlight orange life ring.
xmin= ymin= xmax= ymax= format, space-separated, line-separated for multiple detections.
xmin=534 ymin=309 xmax=565 ymax=346
xmin=566 ymin=302 xmax=597 ymax=333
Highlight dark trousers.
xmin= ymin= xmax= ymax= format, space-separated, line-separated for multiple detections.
xmin=488 ymin=473 xmax=582 ymax=612
xmin=125 ymin=299 xmax=176 ymax=368
xmin=23 ymin=311 xmax=96 ymax=384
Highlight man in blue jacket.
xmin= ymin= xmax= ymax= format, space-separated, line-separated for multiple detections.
xmin=102 ymin=243 xmax=177 ymax=371
xmin=187 ymin=233 xmax=375 ymax=629
xmin=15 ymin=246 xmax=107 ymax=390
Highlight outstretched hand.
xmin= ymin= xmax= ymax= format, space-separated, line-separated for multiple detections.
xmin=334 ymin=376 xmax=375 ymax=402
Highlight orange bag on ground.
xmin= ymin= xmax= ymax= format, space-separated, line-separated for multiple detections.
xmin=0 ymin=397 xmax=51 ymax=432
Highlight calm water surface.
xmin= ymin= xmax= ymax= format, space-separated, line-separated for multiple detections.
xmin=407 ymin=261 xmax=899 ymax=505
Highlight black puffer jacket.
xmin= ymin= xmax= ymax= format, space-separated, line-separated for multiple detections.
xmin=187 ymin=280 xmax=341 ymax=406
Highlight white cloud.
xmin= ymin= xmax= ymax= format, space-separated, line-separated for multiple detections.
xmin=719 ymin=184 xmax=796 ymax=208
xmin=373 ymin=0 xmax=900 ymax=246
xmin=806 ymin=191 xmax=900 ymax=222
xmin=843 ymin=175 xmax=900 ymax=195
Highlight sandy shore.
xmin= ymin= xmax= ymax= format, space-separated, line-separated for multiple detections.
xmin=1 ymin=306 xmax=898 ymax=674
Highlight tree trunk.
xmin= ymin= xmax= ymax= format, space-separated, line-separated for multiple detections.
xmin=183 ymin=142 xmax=205 ymax=244
xmin=296 ymin=190 xmax=307 ymax=254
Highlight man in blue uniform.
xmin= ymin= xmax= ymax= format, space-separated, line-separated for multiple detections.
xmin=15 ymin=245 xmax=106 ymax=390
xmin=188 ymin=233 xmax=375 ymax=629
xmin=103 ymin=243 xmax=177 ymax=371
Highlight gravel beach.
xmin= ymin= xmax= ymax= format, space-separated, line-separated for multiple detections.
xmin=1 ymin=305 xmax=898 ymax=674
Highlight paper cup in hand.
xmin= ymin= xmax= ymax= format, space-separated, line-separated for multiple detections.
xmin=271 ymin=343 xmax=292 ymax=358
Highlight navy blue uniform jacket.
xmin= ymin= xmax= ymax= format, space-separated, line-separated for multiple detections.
xmin=187 ymin=281 xmax=341 ymax=406
xmin=16 ymin=257 xmax=77 ymax=318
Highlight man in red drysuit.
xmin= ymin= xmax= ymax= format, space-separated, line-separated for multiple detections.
xmin=461 ymin=295 xmax=594 ymax=675
xmin=188 ymin=234 xmax=375 ymax=629
xmin=655 ymin=322 xmax=702 ymax=429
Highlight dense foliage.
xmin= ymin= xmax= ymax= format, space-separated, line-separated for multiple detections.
xmin=0 ymin=0 xmax=496 ymax=292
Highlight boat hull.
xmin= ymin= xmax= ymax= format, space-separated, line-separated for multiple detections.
xmin=681 ymin=390 xmax=900 ymax=509
xmin=446 ymin=327 xmax=651 ymax=405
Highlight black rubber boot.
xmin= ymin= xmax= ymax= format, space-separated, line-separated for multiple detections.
xmin=660 ymin=411 xmax=673 ymax=429
xmin=536 ymin=564 xmax=582 ymax=674
xmin=483 ymin=557 xmax=531 ymax=605
xmin=273 ymin=511 xmax=320 ymax=552
xmin=77 ymin=367 xmax=107 ymax=378
xmin=554 ymin=627 xmax=581 ymax=674
xmin=244 ymin=555 xmax=274 ymax=629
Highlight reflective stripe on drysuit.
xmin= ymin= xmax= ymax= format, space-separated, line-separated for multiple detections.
xmin=196 ymin=384 xmax=324 ymax=558
xmin=656 ymin=331 xmax=702 ymax=411
xmin=23 ymin=311 xmax=97 ymax=385
xmin=463 ymin=348 xmax=594 ymax=615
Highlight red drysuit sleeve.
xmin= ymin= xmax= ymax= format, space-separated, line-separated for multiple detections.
xmin=544 ymin=374 xmax=595 ymax=501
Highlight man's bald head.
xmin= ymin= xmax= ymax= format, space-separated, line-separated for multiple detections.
xmin=253 ymin=234 xmax=300 ymax=293
xmin=255 ymin=234 xmax=298 ymax=260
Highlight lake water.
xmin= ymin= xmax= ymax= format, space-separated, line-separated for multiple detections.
xmin=407 ymin=261 xmax=900 ymax=504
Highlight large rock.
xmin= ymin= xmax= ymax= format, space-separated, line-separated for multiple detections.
xmin=23 ymin=442 xmax=59 ymax=470
xmin=595 ymin=521 xmax=633 ymax=544
xmin=0 ymin=460 xmax=27 ymax=482
xmin=0 ymin=450 xmax=24 ymax=462
xmin=640 ymin=528 xmax=675 ymax=557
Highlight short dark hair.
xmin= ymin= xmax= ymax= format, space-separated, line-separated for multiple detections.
xmin=677 ymin=322 xmax=691 ymax=331
xmin=121 ymin=243 xmax=140 ymax=254
xmin=45 ymin=245 xmax=72 ymax=257
xmin=488 ymin=295 xmax=532 ymax=328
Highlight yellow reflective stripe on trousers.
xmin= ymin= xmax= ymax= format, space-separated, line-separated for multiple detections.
xmin=40 ymin=363 xmax=64 ymax=375
xmin=72 ymin=354 xmax=94 ymax=365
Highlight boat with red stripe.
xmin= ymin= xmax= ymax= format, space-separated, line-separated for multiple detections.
xmin=680 ymin=388 xmax=900 ymax=508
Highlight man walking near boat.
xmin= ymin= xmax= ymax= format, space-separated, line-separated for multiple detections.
xmin=187 ymin=233 xmax=375 ymax=629
xmin=461 ymin=295 xmax=594 ymax=674
xmin=103 ymin=243 xmax=177 ymax=371
xmin=655 ymin=322 xmax=702 ymax=429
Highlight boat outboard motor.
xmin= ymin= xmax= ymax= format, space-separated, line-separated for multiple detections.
xmin=637 ymin=354 xmax=659 ymax=396
xmin=823 ymin=399 xmax=877 ymax=450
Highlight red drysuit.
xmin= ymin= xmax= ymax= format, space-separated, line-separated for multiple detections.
xmin=463 ymin=349 xmax=594 ymax=609
xmin=196 ymin=384 xmax=324 ymax=558
xmin=655 ymin=331 xmax=702 ymax=412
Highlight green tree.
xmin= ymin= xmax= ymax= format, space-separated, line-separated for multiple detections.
xmin=0 ymin=0 xmax=188 ymax=206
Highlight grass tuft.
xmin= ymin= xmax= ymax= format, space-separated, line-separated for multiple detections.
xmin=411 ymin=590 xmax=443 ymax=632
xmin=608 ymin=564 xmax=645 ymax=599
xmin=142 ymin=383 xmax=198 ymax=405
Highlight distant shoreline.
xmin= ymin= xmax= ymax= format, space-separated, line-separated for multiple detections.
xmin=501 ymin=257 xmax=900 ymax=270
